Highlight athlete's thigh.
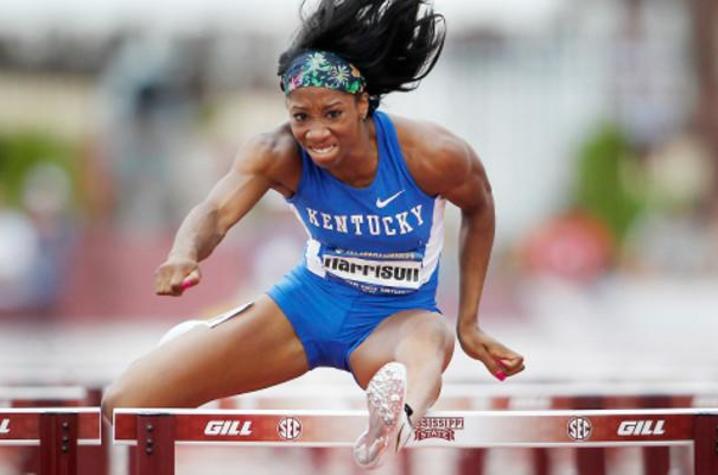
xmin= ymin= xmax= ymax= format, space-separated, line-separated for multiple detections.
xmin=348 ymin=309 xmax=454 ymax=389
xmin=108 ymin=294 xmax=309 ymax=408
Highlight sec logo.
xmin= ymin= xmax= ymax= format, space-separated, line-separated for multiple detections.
xmin=277 ymin=417 xmax=303 ymax=441
xmin=567 ymin=416 xmax=592 ymax=441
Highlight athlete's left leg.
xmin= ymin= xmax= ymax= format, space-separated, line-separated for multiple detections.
xmin=350 ymin=309 xmax=455 ymax=423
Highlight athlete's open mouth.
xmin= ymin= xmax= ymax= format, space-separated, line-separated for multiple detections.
xmin=308 ymin=144 xmax=337 ymax=156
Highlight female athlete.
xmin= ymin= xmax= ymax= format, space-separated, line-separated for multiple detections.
xmin=102 ymin=0 xmax=525 ymax=468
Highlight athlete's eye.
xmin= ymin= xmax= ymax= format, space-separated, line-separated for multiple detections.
xmin=326 ymin=110 xmax=342 ymax=119
xmin=293 ymin=112 xmax=308 ymax=122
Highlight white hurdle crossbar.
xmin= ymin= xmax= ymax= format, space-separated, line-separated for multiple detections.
xmin=114 ymin=408 xmax=718 ymax=475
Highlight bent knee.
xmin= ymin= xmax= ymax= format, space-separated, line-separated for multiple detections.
xmin=399 ymin=316 xmax=455 ymax=363
xmin=415 ymin=317 xmax=455 ymax=350
xmin=101 ymin=381 xmax=149 ymax=424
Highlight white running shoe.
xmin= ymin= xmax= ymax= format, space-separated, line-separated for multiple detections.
xmin=353 ymin=362 xmax=408 ymax=470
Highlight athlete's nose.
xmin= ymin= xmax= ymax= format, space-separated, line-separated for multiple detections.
xmin=305 ymin=125 xmax=331 ymax=143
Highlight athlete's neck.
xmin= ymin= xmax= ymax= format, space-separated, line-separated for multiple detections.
xmin=328 ymin=119 xmax=378 ymax=187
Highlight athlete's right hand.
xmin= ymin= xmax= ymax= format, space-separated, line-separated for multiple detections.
xmin=154 ymin=257 xmax=201 ymax=296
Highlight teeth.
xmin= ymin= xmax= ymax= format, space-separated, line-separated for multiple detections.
xmin=310 ymin=145 xmax=335 ymax=154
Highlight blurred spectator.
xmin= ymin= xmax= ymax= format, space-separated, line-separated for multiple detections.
xmin=572 ymin=123 xmax=645 ymax=244
xmin=100 ymin=34 xmax=217 ymax=235
xmin=0 ymin=186 xmax=41 ymax=313
xmin=21 ymin=162 xmax=76 ymax=311
xmin=519 ymin=211 xmax=615 ymax=283
xmin=610 ymin=0 xmax=689 ymax=149
xmin=0 ymin=130 xmax=77 ymax=316
xmin=623 ymin=134 xmax=717 ymax=274
xmin=643 ymin=134 xmax=713 ymax=212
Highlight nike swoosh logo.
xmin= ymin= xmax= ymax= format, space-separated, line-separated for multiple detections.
xmin=376 ymin=190 xmax=405 ymax=209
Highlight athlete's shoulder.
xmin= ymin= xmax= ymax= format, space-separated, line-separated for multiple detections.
xmin=235 ymin=123 xmax=301 ymax=194
xmin=238 ymin=124 xmax=298 ymax=173
xmin=386 ymin=113 xmax=476 ymax=196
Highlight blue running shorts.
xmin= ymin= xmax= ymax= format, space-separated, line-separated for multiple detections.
xmin=266 ymin=265 xmax=441 ymax=371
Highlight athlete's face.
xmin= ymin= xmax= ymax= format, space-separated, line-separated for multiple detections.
xmin=286 ymin=87 xmax=370 ymax=168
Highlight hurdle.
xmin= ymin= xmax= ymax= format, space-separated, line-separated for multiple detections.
xmin=207 ymin=381 xmax=718 ymax=475
xmin=113 ymin=408 xmax=718 ymax=475
xmin=210 ymin=381 xmax=718 ymax=410
xmin=0 ymin=386 xmax=104 ymax=475
xmin=0 ymin=407 xmax=101 ymax=475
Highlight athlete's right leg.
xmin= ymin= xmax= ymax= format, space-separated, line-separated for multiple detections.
xmin=101 ymin=295 xmax=309 ymax=423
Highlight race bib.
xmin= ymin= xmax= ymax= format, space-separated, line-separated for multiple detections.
xmin=320 ymin=248 xmax=424 ymax=295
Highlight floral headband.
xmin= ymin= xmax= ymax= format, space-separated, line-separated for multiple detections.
xmin=280 ymin=50 xmax=366 ymax=96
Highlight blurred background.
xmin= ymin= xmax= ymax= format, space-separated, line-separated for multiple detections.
xmin=0 ymin=0 xmax=716 ymax=473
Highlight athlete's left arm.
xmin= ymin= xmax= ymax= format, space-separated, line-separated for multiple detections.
xmin=418 ymin=131 xmax=525 ymax=381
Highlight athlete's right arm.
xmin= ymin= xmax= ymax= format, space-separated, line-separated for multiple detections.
xmin=155 ymin=130 xmax=298 ymax=296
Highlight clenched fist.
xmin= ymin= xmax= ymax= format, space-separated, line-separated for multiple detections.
xmin=154 ymin=257 xmax=201 ymax=296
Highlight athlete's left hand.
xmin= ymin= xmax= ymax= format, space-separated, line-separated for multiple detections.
xmin=457 ymin=326 xmax=525 ymax=381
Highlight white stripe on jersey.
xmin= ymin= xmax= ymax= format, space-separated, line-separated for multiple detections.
xmin=419 ymin=197 xmax=445 ymax=284
xmin=290 ymin=204 xmax=326 ymax=277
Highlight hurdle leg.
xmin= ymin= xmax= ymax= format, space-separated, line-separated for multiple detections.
xmin=135 ymin=414 xmax=175 ymax=475
xmin=694 ymin=414 xmax=718 ymax=475
xmin=79 ymin=388 xmax=109 ymax=475
xmin=39 ymin=412 xmax=78 ymax=475
xmin=15 ymin=397 xmax=75 ymax=474
xmin=531 ymin=447 xmax=549 ymax=475
xmin=128 ymin=446 xmax=138 ymax=475
xmin=572 ymin=396 xmax=606 ymax=475
xmin=641 ymin=445 xmax=669 ymax=475
xmin=457 ymin=449 xmax=486 ymax=475
xmin=638 ymin=395 xmax=672 ymax=475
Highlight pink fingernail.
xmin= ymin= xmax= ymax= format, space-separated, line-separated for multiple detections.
xmin=181 ymin=279 xmax=196 ymax=290
xmin=495 ymin=371 xmax=507 ymax=381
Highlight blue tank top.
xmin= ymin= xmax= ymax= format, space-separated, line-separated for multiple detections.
xmin=286 ymin=110 xmax=445 ymax=298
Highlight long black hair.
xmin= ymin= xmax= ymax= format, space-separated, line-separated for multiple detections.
xmin=278 ymin=0 xmax=446 ymax=113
